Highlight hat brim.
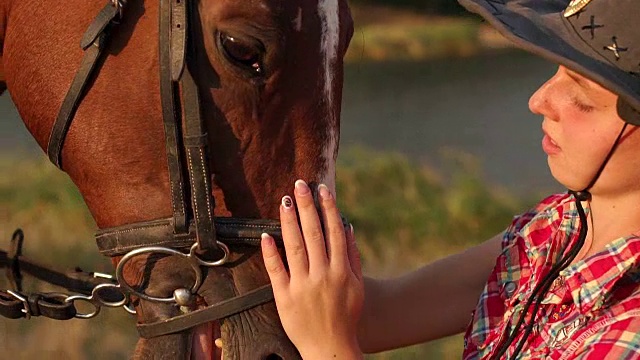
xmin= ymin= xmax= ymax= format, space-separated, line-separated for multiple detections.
xmin=458 ymin=0 xmax=640 ymax=125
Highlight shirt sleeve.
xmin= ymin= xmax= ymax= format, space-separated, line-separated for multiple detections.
xmin=569 ymin=316 xmax=640 ymax=360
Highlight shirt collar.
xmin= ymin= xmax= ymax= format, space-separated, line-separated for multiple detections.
xmin=519 ymin=193 xmax=640 ymax=313
xmin=559 ymin=236 xmax=640 ymax=314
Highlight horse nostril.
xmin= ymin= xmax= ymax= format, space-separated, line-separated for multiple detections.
xmin=264 ymin=354 xmax=283 ymax=360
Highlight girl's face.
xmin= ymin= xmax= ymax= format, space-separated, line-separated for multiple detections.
xmin=529 ymin=66 xmax=640 ymax=195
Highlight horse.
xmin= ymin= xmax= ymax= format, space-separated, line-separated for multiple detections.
xmin=0 ymin=0 xmax=354 ymax=358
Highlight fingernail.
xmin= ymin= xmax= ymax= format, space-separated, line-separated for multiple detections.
xmin=281 ymin=196 xmax=293 ymax=209
xmin=318 ymin=184 xmax=332 ymax=200
xmin=261 ymin=233 xmax=274 ymax=246
xmin=294 ymin=179 xmax=310 ymax=195
xmin=350 ymin=224 xmax=355 ymax=236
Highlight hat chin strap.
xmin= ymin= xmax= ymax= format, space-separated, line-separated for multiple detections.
xmin=618 ymin=99 xmax=640 ymax=126
xmin=492 ymin=122 xmax=629 ymax=359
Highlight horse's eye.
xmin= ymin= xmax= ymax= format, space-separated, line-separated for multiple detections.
xmin=219 ymin=32 xmax=264 ymax=76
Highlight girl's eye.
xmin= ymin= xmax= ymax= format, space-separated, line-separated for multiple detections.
xmin=218 ymin=32 xmax=265 ymax=76
xmin=572 ymin=97 xmax=595 ymax=113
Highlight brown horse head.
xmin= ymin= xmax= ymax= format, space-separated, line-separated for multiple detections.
xmin=1 ymin=0 xmax=353 ymax=358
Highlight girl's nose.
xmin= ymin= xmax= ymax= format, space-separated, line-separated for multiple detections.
xmin=529 ymin=67 xmax=563 ymax=121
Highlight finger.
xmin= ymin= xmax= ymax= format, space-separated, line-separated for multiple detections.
xmin=279 ymin=195 xmax=309 ymax=275
xmin=346 ymin=225 xmax=363 ymax=280
xmin=261 ymin=233 xmax=290 ymax=289
xmin=294 ymin=179 xmax=328 ymax=271
xmin=317 ymin=184 xmax=348 ymax=270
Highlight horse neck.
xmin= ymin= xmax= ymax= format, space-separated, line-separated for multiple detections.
xmin=3 ymin=0 xmax=166 ymax=229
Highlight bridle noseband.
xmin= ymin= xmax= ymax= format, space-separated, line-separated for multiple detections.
xmin=0 ymin=0 xmax=348 ymax=340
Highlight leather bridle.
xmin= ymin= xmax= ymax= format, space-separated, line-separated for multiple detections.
xmin=49 ymin=0 xmax=282 ymax=338
xmin=0 ymin=0 xmax=346 ymax=340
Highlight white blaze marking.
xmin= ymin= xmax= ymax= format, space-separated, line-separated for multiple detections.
xmin=294 ymin=7 xmax=303 ymax=32
xmin=318 ymin=0 xmax=340 ymax=194
xmin=322 ymin=135 xmax=337 ymax=195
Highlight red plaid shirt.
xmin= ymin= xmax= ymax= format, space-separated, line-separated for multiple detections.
xmin=463 ymin=193 xmax=640 ymax=359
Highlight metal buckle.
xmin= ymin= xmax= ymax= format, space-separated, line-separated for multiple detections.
xmin=110 ymin=0 xmax=126 ymax=22
xmin=6 ymin=290 xmax=31 ymax=319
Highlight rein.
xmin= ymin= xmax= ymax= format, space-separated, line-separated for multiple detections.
xmin=1 ymin=0 xmax=346 ymax=340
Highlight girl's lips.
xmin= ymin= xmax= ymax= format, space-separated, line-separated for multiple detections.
xmin=542 ymin=133 xmax=561 ymax=155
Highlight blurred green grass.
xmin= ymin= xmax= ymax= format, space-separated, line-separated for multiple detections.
xmin=345 ymin=4 xmax=513 ymax=63
xmin=0 ymin=156 xmax=136 ymax=358
xmin=347 ymin=19 xmax=483 ymax=62
xmin=0 ymin=147 xmax=533 ymax=359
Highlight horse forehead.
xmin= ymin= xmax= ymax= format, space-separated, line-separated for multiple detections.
xmin=199 ymin=0 xmax=346 ymax=30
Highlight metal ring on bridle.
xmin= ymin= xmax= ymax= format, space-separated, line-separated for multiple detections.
xmin=114 ymin=241 xmax=229 ymax=304
xmin=115 ymin=246 xmax=203 ymax=303
xmin=65 ymin=294 xmax=102 ymax=319
xmin=189 ymin=242 xmax=230 ymax=267
xmin=65 ymin=284 xmax=130 ymax=319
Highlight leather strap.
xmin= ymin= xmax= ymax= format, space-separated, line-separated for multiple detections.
xmin=159 ymin=0 xmax=189 ymax=233
xmin=47 ymin=33 xmax=109 ymax=168
xmin=95 ymin=217 xmax=286 ymax=256
xmin=0 ymin=291 xmax=77 ymax=320
xmin=96 ymin=216 xmax=351 ymax=256
xmin=137 ymin=284 xmax=274 ymax=338
xmin=0 ymin=248 xmax=116 ymax=295
xmin=80 ymin=3 xmax=119 ymax=50
xmin=0 ymin=291 xmax=24 ymax=319
xmin=6 ymin=229 xmax=24 ymax=291
xmin=170 ymin=0 xmax=187 ymax=81
xmin=47 ymin=2 xmax=120 ymax=168
xmin=181 ymin=63 xmax=218 ymax=253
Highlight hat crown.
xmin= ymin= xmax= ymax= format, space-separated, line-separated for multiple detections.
xmin=563 ymin=0 xmax=639 ymax=76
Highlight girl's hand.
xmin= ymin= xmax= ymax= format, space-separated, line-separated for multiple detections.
xmin=261 ymin=180 xmax=364 ymax=359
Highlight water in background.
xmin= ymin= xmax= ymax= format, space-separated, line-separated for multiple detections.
xmin=0 ymin=94 xmax=39 ymax=153
xmin=0 ymin=50 xmax=563 ymax=194
xmin=342 ymin=50 xmax=562 ymax=194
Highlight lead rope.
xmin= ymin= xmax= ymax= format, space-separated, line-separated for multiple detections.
xmin=491 ymin=123 xmax=629 ymax=359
